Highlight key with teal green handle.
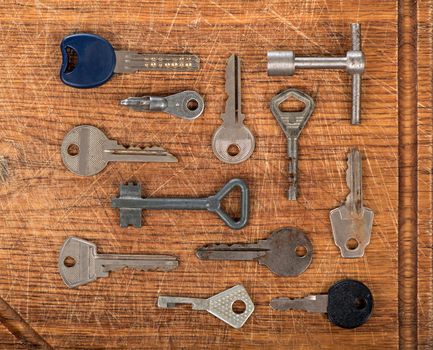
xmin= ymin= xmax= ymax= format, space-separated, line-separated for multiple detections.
xmin=60 ymin=33 xmax=200 ymax=88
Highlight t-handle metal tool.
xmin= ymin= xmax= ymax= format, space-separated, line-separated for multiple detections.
xmin=267 ymin=23 xmax=365 ymax=124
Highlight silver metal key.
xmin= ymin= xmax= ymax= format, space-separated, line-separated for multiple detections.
xmin=157 ymin=284 xmax=254 ymax=328
xmin=58 ymin=237 xmax=178 ymax=288
xmin=61 ymin=125 xmax=177 ymax=176
xmin=121 ymin=91 xmax=205 ymax=120
xmin=212 ymin=54 xmax=255 ymax=164
xmin=270 ymin=88 xmax=315 ymax=200
xmin=196 ymin=227 xmax=313 ymax=277
xmin=329 ymin=148 xmax=374 ymax=258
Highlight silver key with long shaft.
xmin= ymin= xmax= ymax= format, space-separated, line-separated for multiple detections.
xmin=212 ymin=54 xmax=255 ymax=164
xmin=158 ymin=284 xmax=254 ymax=328
xmin=58 ymin=237 xmax=178 ymax=288
xmin=270 ymin=89 xmax=315 ymax=200
xmin=121 ymin=91 xmax=205 ymax=120
xmin=196 ymin=227 xmax=313 ymax=276
xmin=330 ymin=149 xmax=374 ymax=258
xmin=61 ymin=125 xmax=177 ymax=176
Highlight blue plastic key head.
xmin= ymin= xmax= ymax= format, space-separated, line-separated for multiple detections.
xmin=60 ymin=33 xmax=116 ymax=88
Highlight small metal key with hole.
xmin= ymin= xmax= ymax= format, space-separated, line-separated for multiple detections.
xmin=270 ymin=88 xmax=315 ymax=200
xmin=196 ymin=227 xmax=313 ymax=276
xmin=330 ymin=148 xmax=374 ymax=258
xmin=270 ymin=279 xmax=373 ymax=329
xmin=59 ymin=237 xmax=178 ymax=288
xmin=121 ymin=91 xmax=205 ymax=120
xmin=60 ymin=33 xmax=200 ymax=88
xmin=212 ymin=54 xmax=255 ymax=164
xmin=61 ymin=125 xmax=177 ymax=176
xmin=112 ymin=178 xmax=249 ymax=230
xmin=158 ymin=284 xmax=254 ymax=328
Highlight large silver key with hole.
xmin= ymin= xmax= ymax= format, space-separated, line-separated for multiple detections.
xmin=330 ymin=149 xmax=374 ymax=258
xmin=157 ymin=284 xmax=254 ymax=328
xmin=58 ymin=237 xmax=178 ymax=288
xmin=121 ymin=91 xmax=205 ymax=120
xmin=270 ymin=89 xmax=315 ymax=200
xmin=196 ymin=227 xmax=313 ymax=276
xmin=61 ymin=125 xmax=177 ymax=176
xmin=212 ymin=54 xmax=255 ymax=164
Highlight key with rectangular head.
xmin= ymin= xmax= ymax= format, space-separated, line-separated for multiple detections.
xmin=196 ymin=227 xmax=313 ymax=276
xmin=330 ymin=148 xmax=374 ymax=258
xmin=157 ymin=284 xmax=254 ymax=328
xmin=58 ymin=237 xmax=178 ymax=288
xmin=270 ymin=279 xmax=373 ymax=329
xmin=270 ymin=89 xmax=315 ymax=200
xmin=60 ymin=33 xmax=200 ymax=88
xmin=212 ymin=54 xmax=255 ymax=164
xmin=112 ymin=178 xmax=249 ymax=230
xmin=61 ymin=125 xmax=177 ymax=176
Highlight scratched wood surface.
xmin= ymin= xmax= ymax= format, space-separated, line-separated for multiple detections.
xmin=0 ymin=0 xmax=406 ymax=349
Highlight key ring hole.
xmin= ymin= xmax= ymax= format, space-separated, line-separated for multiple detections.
xmin=232 ymin=300 xmax=246 ymax=314
xmin=354 ymin=297 xmax=367 ymax=310
xmin=295 ymin=245 xmax=307 ymax=258
xmin=186 ymin=99 xmax=199 ymax=111
xmin=227 ymin=144 xmax=240 ymax=157
xmin=64 ymin=256 xmax=76 ymax=268
xmin=346 ymin=238 xmax=359 ymax=250
xmin=67 ymin=144 xmax=80 ymax=156
xmin=65 ymin=47 xmax=78 ymax=73
xmin=278 ymin=96 xmax=306 ymax=113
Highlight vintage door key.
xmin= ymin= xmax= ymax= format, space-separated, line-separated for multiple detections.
xmin=196 ymin=227 xmax=313 ymax=276
xmin=330 ymin=149 xmax=374 ymax=258
xmin=158 ymin=284 xmax=254 ymax=328
xmin=59 ymin=237 xmax=178 ymax=288
xmin=60 ymin=33 xmax=200 ymax=88
xmin=212 ymin=54 xmax=255 ymax=164
xmin=271 ymin=279 xmax=373 ymax=329
xmin=112 ymin=178 xmax=249 ymax=230
xmin=270 ymin=88 xmax=315 ymax=200
xmin=61 ymin=125 xmax=177 ymax=176
xmin=121 ymin=91 xmax=205 ymax=120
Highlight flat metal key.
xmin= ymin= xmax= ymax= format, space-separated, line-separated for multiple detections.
xmin=270 ymin=88 xmax=315 ymax=200
xmin=212 ymin=54 xmax=255 ymax=164
xmin=270 ymin=279 xmax=374 ymax=329
xmin=112 ymin=178 xmax=249 ymax=230
xmin=330 ymin=148 xmax=374 ymax=258
xmin=58 ymin=237 xmax=178 ymax=288
xmin=157 ymin=284 xmax=254 ymax=328
xmin=61 ymin=125 xmax=177 ymax=176
xmin=60 ymin=33 xmax=200 ymax=88
xmin=121 ymin=91 xmax=205 ymax=120
xmin=196 ymin=227 xmax=313 ymax=277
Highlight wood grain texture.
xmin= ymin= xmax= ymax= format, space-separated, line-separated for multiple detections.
xmin=0 ymin=0 xmax=413 ymax=348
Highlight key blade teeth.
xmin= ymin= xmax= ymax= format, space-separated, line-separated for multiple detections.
xmin=270 ymin=295 xmax=328 ymax=313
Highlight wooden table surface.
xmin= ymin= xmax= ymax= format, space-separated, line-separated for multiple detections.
xmin=0 ymin=0 xmax=430 ymax=349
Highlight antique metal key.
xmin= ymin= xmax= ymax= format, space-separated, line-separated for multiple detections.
xmin=60 ymin=33 xmax=199 ymax=88
xmin=158 ymin=284 xmax=254 ymax=328
xmin=270 ymin=279 xmax=373 ymax=329
xmin=330 ymin=149 xmax=374 ymax=258
xmin=112 ymin=178 xmax=249 ymax=230
xmin=59 ymin=237 xmax=178 ymax=288
xmin=61 ymin=125 xmax=177 ymax=176
xmin=270 ymin=88 xmax=315 ymax=200
xmin=212 ymin=54 xmax=255 ymax=164
xmin=196 ymin=228 xmax=313 ymax=276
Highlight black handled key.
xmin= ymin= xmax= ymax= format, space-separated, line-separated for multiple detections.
xmin=270 ymin=279 xmax=373 ymax=329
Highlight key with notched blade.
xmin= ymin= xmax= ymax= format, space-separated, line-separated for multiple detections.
xmin=58 ymin=237 xmax=178 ymax=288
xmin=61 ymin=125 xmax=177 ymax=176
xmin=270 ymin=279 xmax=374 ymax=329
xmin=157 ymin=284 xmax=254 ymax=328
xmin=330 ymin=148 xmax=374 ymax=258
xmin=270 ymin=88 xmax=315 ymax=200
xmin=60 ymin=33 xmax=200 ymax=88
xmin=196 ymin=227 xmax=313 ymax=277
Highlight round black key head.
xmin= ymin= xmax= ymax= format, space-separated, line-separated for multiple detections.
xmin=327 ymin=279 xmax=373 ymax=329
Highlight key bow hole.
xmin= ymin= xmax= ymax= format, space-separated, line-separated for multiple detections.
xmin=65 ymin=47 xmax=79 ymax=73
xmin=278 ymin=95 xmax=307 ymax=114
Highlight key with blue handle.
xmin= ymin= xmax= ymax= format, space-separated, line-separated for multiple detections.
xmin=60 ymin=33 xmax=200 ymax=88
